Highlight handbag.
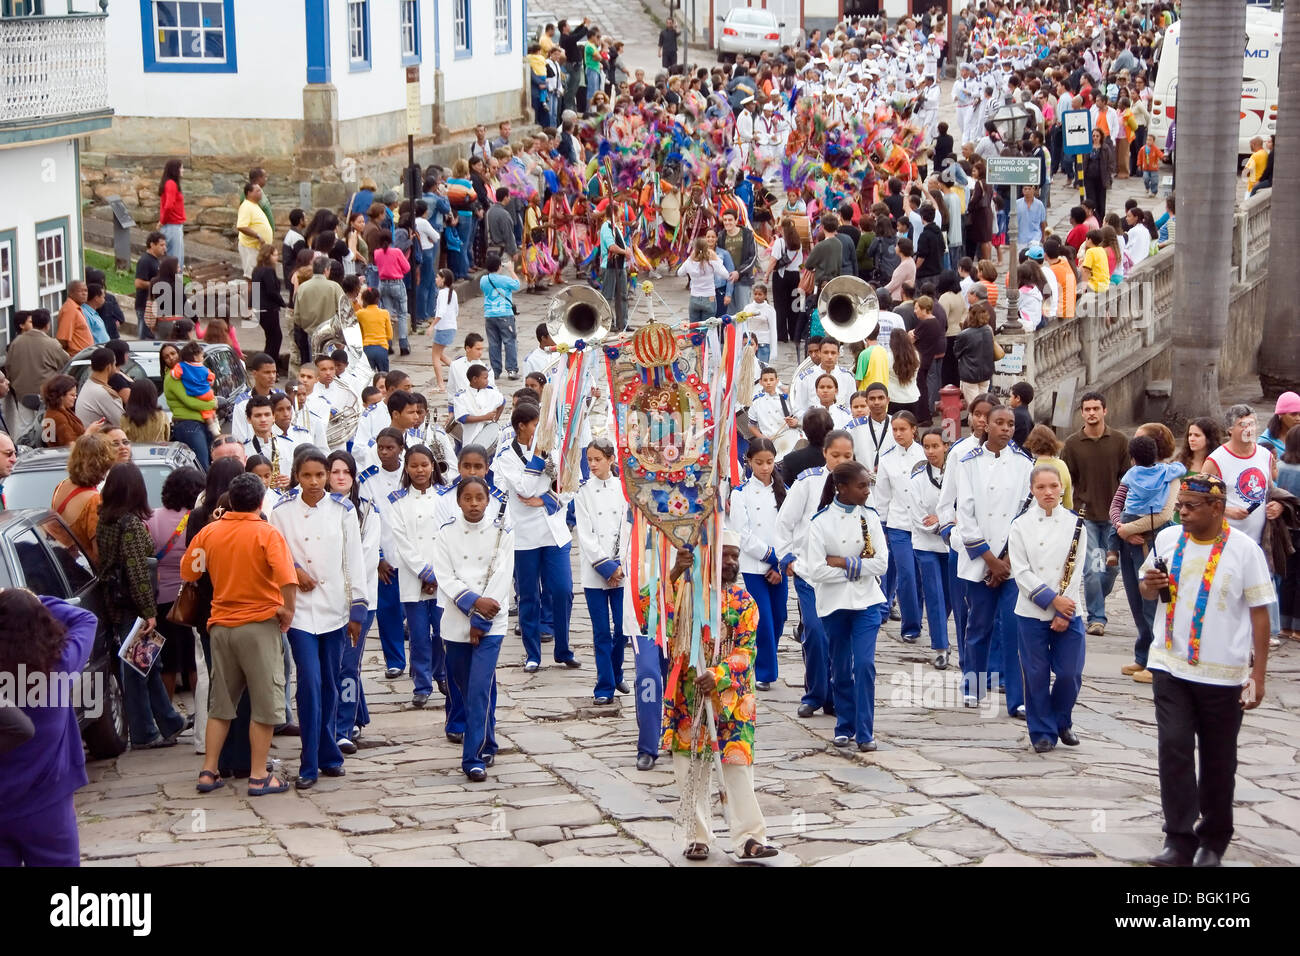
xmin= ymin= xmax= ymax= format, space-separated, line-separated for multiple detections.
xmin=993 ymin=336 xmax=1006 ymax=361
xmin=167 ymin=580 xmax=202 ymax=628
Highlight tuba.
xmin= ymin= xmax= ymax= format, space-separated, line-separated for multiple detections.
xmin=816 ymin=276 xmax=881 ymax=345
xmin=310 ymin=293 xmax=372 ymax=448
xmin=547 ymin=286 xmax=613 ymax=348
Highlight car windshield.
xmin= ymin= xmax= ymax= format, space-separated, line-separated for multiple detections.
xmin=728 ymin=9 xmax=773 ymax=26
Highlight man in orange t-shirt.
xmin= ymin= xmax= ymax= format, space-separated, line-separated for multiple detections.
xmin=55 ymin=281 xmax=92 ymax=354
xmin=182 ymin=474 xmax=298 ymax=795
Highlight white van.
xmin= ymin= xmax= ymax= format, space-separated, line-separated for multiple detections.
xmin=1149 ymin=6 xmax=1282 ymax=160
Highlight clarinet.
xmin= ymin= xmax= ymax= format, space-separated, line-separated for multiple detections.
xmin=858 ymin=513 xmax=876 ymax=559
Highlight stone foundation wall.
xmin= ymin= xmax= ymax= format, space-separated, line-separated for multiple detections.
xmin=81 ymin=89 xmax=524 ymax=254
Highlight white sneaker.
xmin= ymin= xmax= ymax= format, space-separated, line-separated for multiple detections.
xmin=963 ymin=695 xmax=979 ymax=708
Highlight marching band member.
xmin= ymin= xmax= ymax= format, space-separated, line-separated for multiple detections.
xmin=447 ymin=332 xmax=495 ymax=415
xmin=804 ymin=460 xmax=889 ymax=751
xmin=231 ymin=352 xmax=281 ymax=444
xmin=872 ymin=411 xmax=925 ymax=641
xmin=493 ymin=402 xmax=579 ymax=673
xmin=573 ymin=438 xmax=631 ymax=705
xmin=1008 ymin=464 xmax=1087 ymax=754
xmin=385 ymin=445 xmax=451 ymax=711
xmin=407 ymin=393 xmax=457 ymax=479
xmin=847 ymin=382 xmax=895 ymax=474
xmin=241 ymin=395 xmax=295 ymax=491
xmin=748 ymin=367 xmax=801 ymax=461
xmin=326 ymin=451 xmax=379 ymax=755
xmin=792 ymin=339 xmax=856 ymax=417
xmin=271 ymin=391 xmax=317 ymax=451
xmin=814 ymin=373 xmax=853 ymax=429
xmin=431 ymin=476 xmax=515 ymax=782
xmin=937 ymin=392 xmax=995 ymax=671
xmin=269 ymin=449 xmax=367 ymax=790
xmin=359 ymin=427 xmax=408 ymax=679
xmin=730 ymin=437 xmax=787 ymax=691
xmin=288 ymin=366 xmax=330 ymax=451
xmin=453 ymin=364 xmax=506 ymax=449
xmin=352 ymin=390 xmax=425 ymax=473
xmin=907 ymin=427 xmax=952 ymax=669
xmin=353 ymin=369 xmax=411 ymax=451
xmin=301 ymin=356 xmax=351 ymax=451
xmin=777 ymin=429 xmax=857 ymax=719
xmin=953 ymin=405 xmax=1033 ymax=715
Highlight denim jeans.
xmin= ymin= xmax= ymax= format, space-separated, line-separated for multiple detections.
xmin=516 ymin=544 xmax=574 ymax=664
xmin=122 ymin=659 xmax=184 ymax=747
xmin=585 ymin=68 xmax=603 ymax=106
xmin=755 ymin=344 xmax=771 ymax=364
xmin=1082 ymin=519 xmax=1119 ymax=626
xmin=688 ymin=295 xmax=715 ymax=324
xmin=484 ymin=313 xmax=518 ymax=376
xmin=585 ymin=587 xmax=625 ymax=699
xmin=286 ymin=626 xmax=346 ymax=780
xmin=363 ymin=345 xmax=390 ymax=372
xmin=1143 ymin=171 xmax=1160 ymax=195
xmin=601 ymin=266 xmax=628 ymax=330
xmin=335 ymin=609 xmax=374 ymax=741
xmin=379 ymin=279 xmax=409 ymax=350
xmin=1117 ymin=511 xmax=1162 ymax=666
xmin=444 ymin=634 xmax=503 ymax=772
xmin=731 ymin=282 xmax=753 ymax=313
xmin=171 ymin=418 xmax=210 ymax=471
xmin=403 ymin=597 xmax=445 ymax=698
xmin=160 ymin=223 xmax=185 ymax=268
xmin=416 ymin=245 xmax=437 ymax=321
xmin=743 ymin=571 xmax=787 ymax=684
xmin=825 ymin=604 xmax=884 ymax=744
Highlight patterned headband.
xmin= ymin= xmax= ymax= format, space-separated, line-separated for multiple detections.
xmin=1180 ymin=475 xmax=1227 ymax=498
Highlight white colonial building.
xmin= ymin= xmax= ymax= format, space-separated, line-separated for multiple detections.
xmin=81 ymin=0 xmax=528 ymax=246
xmin=0 ymin=2 xmax=113 ymax=357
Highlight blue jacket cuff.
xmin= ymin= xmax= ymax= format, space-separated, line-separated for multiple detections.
xmin=594 ymin=557 xmax=621 ymax=579
xmin=454 ymin=589 xmax=481 ymax=617
xmin=965 ymin=540 xmax=990 ymax=560
xmin=456 ymin=412 xmax=470 ymax=424
xmin=469 ymin=610 xmax=495 ymax=632
xmin=778 ymin=552 xmax=795 ymax=572
xmin=939 ymin=522 xmax=954 ymax=542
xmin=540 ymin=492 xmax=562 ymax=515
xmin=349 ymin=601 xmax=368 ymax=624
xmin=763 ymin=546 xmax=778 ymax=569
xmin=1030 ymin=584 xmax=1057 ymax=611
xmin=526 ymin=454 xmax=547 ymax=474
xmin=419 ymin=564 xmax=437 ymax=584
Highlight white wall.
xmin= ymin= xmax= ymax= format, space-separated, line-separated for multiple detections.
xmin=434 ymin=0 xmax=524 ymax=109
xmin=104 ymin=0 xmax=306 ymax=120
xmin=0 ymin=141 xmax=82 ymax=311
xmin=333 ymin=0 xmax=409 ymax=122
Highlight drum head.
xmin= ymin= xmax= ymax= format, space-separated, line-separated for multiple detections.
xmin=661 ymin=192 xmax=682 ymax=228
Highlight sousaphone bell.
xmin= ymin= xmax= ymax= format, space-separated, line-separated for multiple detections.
xmin=816 ymin=275 xmax=880 ymax=344
xmin=547 ymin=286 xmax=613 ymax=348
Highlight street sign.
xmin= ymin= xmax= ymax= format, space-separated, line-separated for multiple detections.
xmin=405 ymin=65 xmax=421 ymax=136
xmin=1062 ymin=109 xmax=1093 ymax=156
xmin=986 ymin=156 xmax=1040 ymax=186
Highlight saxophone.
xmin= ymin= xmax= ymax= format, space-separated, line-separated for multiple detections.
xmin=858 ymin=514 xmax=875 ymax=559
xmin=270 ymin=433 xmax=281 ymax=483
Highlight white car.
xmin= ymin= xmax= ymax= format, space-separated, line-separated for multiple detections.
xmin=716 ymin=8 xmax=784 ymax=62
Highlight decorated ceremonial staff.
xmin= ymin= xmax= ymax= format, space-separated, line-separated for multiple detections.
xmin=1140 ymin=475 xmax=1275 ymax=868
xmin=1007 ymin=464 xmax=1086 ymax=754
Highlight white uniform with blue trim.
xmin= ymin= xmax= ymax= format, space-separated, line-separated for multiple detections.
xmin=431 ymin=512 xmax=515 ymax=644
xmin=803 ymin=499 xmax=890 ymax=615
xmin=268 ymin=490 xmax=368 ymax=632
xmin=847 ymin=413 xmax=896 ymax=473
xmin=492 ymin=440 xmax=572 ymax=550
xmin=434 ymin=478 xmax=508 ymax=528
xmin=871 ymin=441 xmax=925 ymax=528
xmin=907 ymin=461 xmax=947 ymax=553
xmin=242 ymin=431 xmax=298 ymax=480
xmin=953 ymin=441 xmax=1034 ymax=583
xmin=573 ymin=474 xmax=630 ymax=590
xmin=729 ymin=476 xmax=782 ymax=576
xmin=775 ymin=466 xmax=829 ymax=574
xmin=385 ymin=484 xmax=443 ymax=604
xmin=453 ymin=385 xmax=505 ymax=448
xmin=1008 ymin=501 xmax=1085 ymax=621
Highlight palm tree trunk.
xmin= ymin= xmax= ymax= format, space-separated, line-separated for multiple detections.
xmin=1166 ymin=1 xmax=1247 ymax=425
xmin=1259 ymin=0 xmax=1299 ymax=398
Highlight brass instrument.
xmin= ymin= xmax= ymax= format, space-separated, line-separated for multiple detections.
xmin=547 ymin=286 xmax=613 ymax=348
xmin=859 ymin=514 xmax=876 ymax=560
xmin=309 ymin=292 xmax=372 ymax=447
xmin=816 ymin=276 xmax=881 ymax=345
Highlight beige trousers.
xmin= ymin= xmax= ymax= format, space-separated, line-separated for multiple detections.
xmin=960 ymin=380 xmax=990 ymax=405
xmin=673 ymin=753 xmax=767 ymax=850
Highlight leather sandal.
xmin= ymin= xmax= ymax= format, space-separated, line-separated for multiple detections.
xmin=683 ymin=842 xmax=710 ymax=861
xmin=195 ymin=769 xmax=224 ymax=793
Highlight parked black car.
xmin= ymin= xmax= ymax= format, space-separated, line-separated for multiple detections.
xmin=0 ymin=510 xmax=128 ymax=760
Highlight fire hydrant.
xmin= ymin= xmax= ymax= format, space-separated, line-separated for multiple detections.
xmin=939 ymin=385 xmax=964 ymax=444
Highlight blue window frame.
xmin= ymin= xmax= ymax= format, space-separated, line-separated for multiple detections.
xmin=140 ymin=0 xmax=237 ymax=74
xmin=493 ymin=0 xmax=511 ymax=54
xmin=0 ymin=229 xmax=16 ymax=356
xmin=399 ymin=0 xmax=420 ymax=65
xmin=347 ymin=0 xmax=371 ymax=72
xmin=453 ymin=0 xmax=471 ymax=59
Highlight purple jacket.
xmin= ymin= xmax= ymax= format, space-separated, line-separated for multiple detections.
xmin=0 ymin=596 xmax=95 ymax=822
